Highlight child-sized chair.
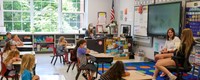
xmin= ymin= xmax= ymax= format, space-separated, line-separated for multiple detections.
xmin=66 ymin=50 xmax=77 ymax=72
xmin=0 ymin=62 xmax=19 ymax=80
xmin=50 ymin=47 xmax=65 ymax=65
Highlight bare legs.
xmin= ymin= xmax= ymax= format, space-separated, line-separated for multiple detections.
xmin=153 ymin=58 xmax=177 ymax=80
xmin=155 ymin=53 xmax=173 ymax=61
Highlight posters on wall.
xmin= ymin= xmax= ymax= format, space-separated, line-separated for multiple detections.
xmin=134 ymin=0 xmax=154 ymax=6
xmin=120 ymin=8 xmax=129 ymax=22
xmin=185 ymin=1 xmax=200 ymax=37
xmin=133 ymin=6 xmax=148 ymax=36
xmin=97 ymin=12 xmax=107 ymax=25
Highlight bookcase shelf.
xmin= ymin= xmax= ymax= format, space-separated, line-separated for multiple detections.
xmin=0 ymin=34 xmax=85 ymax=53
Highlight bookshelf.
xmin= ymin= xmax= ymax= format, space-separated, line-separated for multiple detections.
xmin=0 ymin=34 xmax=85 ymax=53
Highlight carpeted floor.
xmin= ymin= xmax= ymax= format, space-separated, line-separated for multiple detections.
xmin=97 ymin=62 xmax=198 ymax=80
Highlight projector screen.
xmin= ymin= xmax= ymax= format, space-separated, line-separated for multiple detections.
xmin=148 ymin=2 xmax=181 ymax=37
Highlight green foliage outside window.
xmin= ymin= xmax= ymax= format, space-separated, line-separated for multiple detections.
xmin=3 ymin=0 xmax=84 ymax=33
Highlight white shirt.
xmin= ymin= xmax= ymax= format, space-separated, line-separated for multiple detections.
xmin=163 ymin=36 xmax=181 ymax=51
xmin=2 ymin=50 xmax=10 ymax=61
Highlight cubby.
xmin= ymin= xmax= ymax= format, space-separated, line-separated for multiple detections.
xmin=0 ymin=34 xmax=85 ymax=53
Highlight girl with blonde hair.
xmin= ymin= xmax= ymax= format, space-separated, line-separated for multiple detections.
xmin=20 ymin=54 xmax=39 ymax=80
xmin=57 ymin=36 xmax=69 ymax=63
xmin=152 ymin=28 xmax=195 ymax=80
xmin=4 ymin=50 xmax=21 ymax=76
xmin=57 ymin=36 xmax=68 ymax=55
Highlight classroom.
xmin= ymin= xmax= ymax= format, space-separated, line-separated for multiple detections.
xmin=0 ymin=0 xmax=200 ymax=80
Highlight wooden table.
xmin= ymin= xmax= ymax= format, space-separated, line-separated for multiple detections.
xmin=89 ymin=50 xmax=114 ymax=78
xmin=122 ymin=70 xmax=153 ymax=80
xmin=39 ymin=75 xmax=66 ymax=80
xmin=20 ymin=51 xmax=35 ymax=55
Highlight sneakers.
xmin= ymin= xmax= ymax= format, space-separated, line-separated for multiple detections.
xmin=168 ymin=74 xmax=177 ymax=80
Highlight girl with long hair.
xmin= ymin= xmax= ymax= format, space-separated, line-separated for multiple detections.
xmin=85 ymin=23 xmax=95 ymax=39
xmin=4 ymin=50 xmax=21 ymax=76
xmin=152 ymin=28 xmax=195 ymax=80
xmin=155 ymin=28 xmax=181 ymax=77
xmin=20 ymin=54 xmax=39 ymax=80
xmin=57 ymin=36 xmax=69 ymax=63
xmin=2 ymin=41 xmax=17 ymax=61
xmin=100 ymin=61 xmax=130 ymax=80
xmin=155 ymin=28 xmax=181 ymax=61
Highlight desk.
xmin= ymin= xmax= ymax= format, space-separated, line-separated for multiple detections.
xmin=89 ymin=51 xmax=114 ymax=78
xmin=17 ymin=45 xmax=33 ymax=48
xmin=13 ymin=59 xmax=37 ymax=65
xmin=20 ymin=51 xmax=35 ymax=55
xmin=17 ymin=45 xmax=33 ymax=51
xmin=122 ymin=70 xmax=153 ymax=80
xmin=39 ymin=75 xmax=66 ymax=80
xmin=13 ymin=59 xmax=37 ymax=76
xmin=23 ymin=42 xmax=32 ymax=45
xmin=66 ymin=45 xmax=75 ymax=50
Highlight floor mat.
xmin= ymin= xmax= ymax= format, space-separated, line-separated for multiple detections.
xmin=97 ymin=62 xmax=198 ymax=80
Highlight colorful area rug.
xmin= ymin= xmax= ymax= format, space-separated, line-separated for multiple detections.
xmin=97 ymin=62 xmax=198 ymax=80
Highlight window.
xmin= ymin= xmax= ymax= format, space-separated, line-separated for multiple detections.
xmin=62 ymin=0 xmax=84 ymax=33
xmin=33 ymin=0 xmax=58 ymax=32
xmin=3 ymin=0 xmax=31 ymax=32
xmin=3 ymin=0 xmax=85 ymax=33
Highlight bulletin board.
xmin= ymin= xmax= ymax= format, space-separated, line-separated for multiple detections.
xmin=133 ymin=5 xmax=148 ymax=36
